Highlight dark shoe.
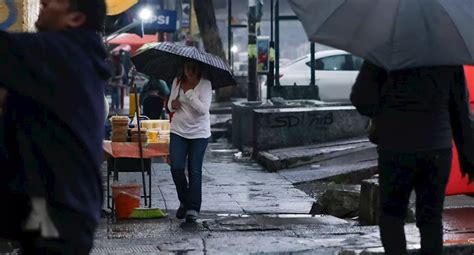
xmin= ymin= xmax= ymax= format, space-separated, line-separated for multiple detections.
xmin=185 ymin=214 xmax=197 ymax=223
xmin=176 ymin=206 xmax=186 ymax=219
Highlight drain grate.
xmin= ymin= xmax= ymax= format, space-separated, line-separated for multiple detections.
xmin=92 ymin=245 xmax=160 ymax=253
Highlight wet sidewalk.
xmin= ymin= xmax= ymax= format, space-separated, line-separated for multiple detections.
xmin=102 ymin=145 xmax=314 ymax=216
xmin=92 ymin=140 xmax=474 ymax=254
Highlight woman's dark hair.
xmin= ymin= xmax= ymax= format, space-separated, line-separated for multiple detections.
xmin=181 ymin=59 xmax=205 ymax=81
xmin=69 ymin=0 xmax=107 ymax=32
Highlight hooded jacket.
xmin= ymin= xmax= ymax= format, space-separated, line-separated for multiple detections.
xmin=0 ymin=28 xmax=110 ymax=224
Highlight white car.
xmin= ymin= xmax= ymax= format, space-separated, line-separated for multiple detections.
xmin=273 ymin=50 xmax=363 ymax=103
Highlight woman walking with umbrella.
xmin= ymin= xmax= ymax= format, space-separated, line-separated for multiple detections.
xmin=167 ymin=60 xmax=212 ymax=223
xmin=132 ymin=42 xmax=236 ymax=223
xmin=133 ymin=42 xmax=236 ymax=223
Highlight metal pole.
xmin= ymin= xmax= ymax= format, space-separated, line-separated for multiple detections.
xmin=248 ymin=0 xmax=258 ymax=101
xmin=310 ymin=42 xmax=316 ymax=86
xmin=275 ymin=0 xmax=280 ymax=86
xmin=169 ymin=0 xmax=177 ymax=42
xmin=228 ymin=0 xmax=232 ymax=68
xmin=270 ymin=0 xmax=274 ymax=41
xmin=130 ymin=69 xmax=148 ymax=207
xmin=174 ymin=0 xmax=182 ymax=42
xmin=267 ymin=0 xmax=274 ymax=99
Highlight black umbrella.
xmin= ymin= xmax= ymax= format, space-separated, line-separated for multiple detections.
xmin=132 ymin=42 xmax=236 ymax=89
xmin=288 ymin=0 xmax=474 ymax=71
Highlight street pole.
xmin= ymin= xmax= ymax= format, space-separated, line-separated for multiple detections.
xmin=157 ymin=0 xmax=165 ymax=41
xmin=310 ymin=42 xmax=316 ymax=86
xmin=275 ymin=0 xmax=280 ymax=86
xmin=248 ymin=0 xmax=258 ymax=101
xmin=228 ymin=0 xmax=232 ymax=69
xmin=175 ymin=0 xmax=182 ymax=42
xmin=267 ymin=0 xmax=274 ymax=100
xmin=161 ymin=0 xmax=177 ymax=41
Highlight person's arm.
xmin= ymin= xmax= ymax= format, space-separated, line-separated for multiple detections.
xmin=183 ymin=79 xmax=212 ymax=115
xmin=350 ymin=61 xmax=387 ymax=117
xmin=167 ymin=78 xmax=179 ymax=113
xmin=449 ymin=66 xmax=474 ymax=183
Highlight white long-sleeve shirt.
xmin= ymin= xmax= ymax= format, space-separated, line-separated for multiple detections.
xmin=168 ymin=78 xmax=212 ymax=139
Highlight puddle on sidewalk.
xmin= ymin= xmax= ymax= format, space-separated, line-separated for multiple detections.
xmin=216 ymin=213 xmax=251 ymax=218
xmin=443 ymin=207 xmax=474 ymax=246
xmin=263 ymin=214 xmax=327 ymax=218
xmin=254 ymin=214 xmax=348 ymax=226
xmin=210 ymin=149 xmax=239 ymax=153
xmin=204 ymin=213 xmax=349 ymax=232
xmin=216 ymin=213 xmax=347 ymax=220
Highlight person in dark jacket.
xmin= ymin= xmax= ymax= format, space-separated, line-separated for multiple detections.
xmin=140 ymin=76 xmax=170 ymax=119
xmin=0 ymin=0 xmax=109 ymax=254
xmin=351 ymin=61 xmax=474 ymax=255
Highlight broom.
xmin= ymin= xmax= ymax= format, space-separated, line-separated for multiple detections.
xmin=129 ymin=208 xmax=168 ymax=219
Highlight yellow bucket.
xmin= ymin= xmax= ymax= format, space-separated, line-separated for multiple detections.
xmin=129 ymin=93 xmax=140 ymax=117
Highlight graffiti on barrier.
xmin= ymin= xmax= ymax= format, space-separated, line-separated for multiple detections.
xmin=270 ymin=112 xmax=334 ymax=129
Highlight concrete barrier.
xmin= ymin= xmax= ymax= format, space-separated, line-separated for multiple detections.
xmin=359 ymin=175 xmax=415 ymax=225
xmin=252 ymin=106 xmax=370 ymax=152
xmin=231 ymin=101 xmax=263 ymax=150
xmin=231 ymin=101 xmax=302 ymax=150
xmin=359 ymin=176 xmax=380 ymax=226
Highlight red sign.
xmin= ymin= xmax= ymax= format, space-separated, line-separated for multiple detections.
xmin=446 ymin=66 xmax=474 ymax=196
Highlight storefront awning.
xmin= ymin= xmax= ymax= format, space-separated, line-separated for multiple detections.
xmin=106 ymin=0 xmax=139 ymax=16
xmin=107 ymin=33 xmax=158 ymax=55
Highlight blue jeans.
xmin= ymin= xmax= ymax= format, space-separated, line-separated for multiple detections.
xmin=170 ymin=133 xmax=209 ymax=213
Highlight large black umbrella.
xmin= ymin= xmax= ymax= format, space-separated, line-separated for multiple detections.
xmin=288 ymin=0 xmax=474 ymax=71
xmin=132 ymin=42 xmax=236 ymax=89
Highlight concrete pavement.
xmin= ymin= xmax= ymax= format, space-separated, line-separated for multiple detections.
xmin=92 ymin=140 xmax=474 ymax=254
xmin=1 ymin=139 xmax=473 ymax=254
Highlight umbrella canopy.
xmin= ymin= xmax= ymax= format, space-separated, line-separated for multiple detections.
xmin=132 ymin=42 xmax=236 ymax=90
xmin=288 ymin=0 xmax=474 ymax=71
xmin=107 ymin=33 xmax=158 ymax=55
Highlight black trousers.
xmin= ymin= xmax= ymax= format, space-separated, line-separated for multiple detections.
xmin=378 ymin=148 xmax=452 ymax=255
xmin=0 ymin=194 xmax=96 ymax=255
